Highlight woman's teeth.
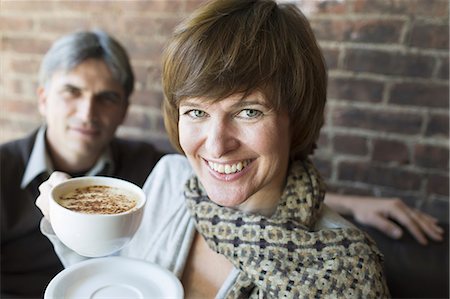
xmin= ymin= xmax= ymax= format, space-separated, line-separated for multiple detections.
xmin=208 ymin=160 xmax=250 ymax=174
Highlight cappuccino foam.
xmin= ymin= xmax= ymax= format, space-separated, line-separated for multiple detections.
xmin=57 ymin=185 xmax=138 ymax=214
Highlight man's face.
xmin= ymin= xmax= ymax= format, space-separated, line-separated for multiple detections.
xmin=38 ymin=58 xmax=128 ymax=164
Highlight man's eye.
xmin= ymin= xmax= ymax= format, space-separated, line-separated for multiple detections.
xmin=186 ymin=109 xmax=207 ymax=118
xmin=97 ymin=94 xmax=122 ymax=104
xmin=237 ymin=109 xmax=262 ymax=119
xmin=62 ymin=87 xmax=81 ymax=98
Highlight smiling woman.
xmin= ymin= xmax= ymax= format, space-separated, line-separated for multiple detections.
xmin=37 ymin=0 xmax=390 ymax=298
xmin=160 ymin=0 xmax=389 ymax=297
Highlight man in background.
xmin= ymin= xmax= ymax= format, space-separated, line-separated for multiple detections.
xmin=0 ymin=30 xmax=163 ymax=298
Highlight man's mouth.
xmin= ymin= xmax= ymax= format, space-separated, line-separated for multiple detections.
xmin=71 ymin=126 xmax=100 ymax=136
xmin=207 ymin=159 xmax=253 ymax=174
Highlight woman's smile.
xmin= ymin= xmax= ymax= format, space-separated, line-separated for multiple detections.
xmin=203 ymin=158 xmax=254 ymax=181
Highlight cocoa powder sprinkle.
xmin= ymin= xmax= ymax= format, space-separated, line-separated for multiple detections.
xmin=57 ymin=185 xmax=137 ymax=214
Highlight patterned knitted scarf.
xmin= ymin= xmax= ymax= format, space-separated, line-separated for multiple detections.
xmin=184 ymin=160 xmax=390 ymax=298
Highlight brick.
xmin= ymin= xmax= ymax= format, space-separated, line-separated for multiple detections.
xmin=123 ymin=38 xmax=166 ymax=61
xmin=2 ymin=78 xmax=39 ymax=97
xmin=1 ymin=1 xmax=57 ymax=12
xmin=315 ymin=0 xmax=348 ymax=14
xmin=352 ymin=19 xmax=403 ymax=44
xmin=310 ymin=19 xmax=349 ymax=42
xmin=155 ymin=113 xmax=167 ymax=133
xmin=326 ymin=185 xmax=373 ymax=197
xmin=131 ymin=90 xmax=164 ymax=108
xmin=438 ymin=57 xmax=449 ymax=80
xmin=125 ymin=17 xmax=180 ymax=37
xmin=316 ymin=132 xmax=330 ymax=149
xmin=425 ymin=113 xmax=449 ymax=138
xmin=39 ymin=17 xmax=90 ymax=34
xmin=420 ymin=198 xmax=449 ymax=223
xmin=3 ymin=1 xmax=183 ymax=14
xmin=327 ymin=77 xmax=383 ymax=102
xmin=122 ymin=108 xmax=152 ymax=130
xmin=145 ymin=66 xmax=163 ymax=88
xmin=9 ymin=58 xmax=41 ymax=75
xmin=338 ymin=161 xmax=421 ymax=190
xmin=427 ymin=174 xmax=449 ymax=196
xmin=1 ymin=99 xmax=37 ymax=115
xmin=390 ymin=82 xmax=449 ymax=109
xmin=0 ymin=15 xmax=34 ymax=32
xmin=2 ymin=36 xmax=51 ymax=55
xmin=352 ymin=0 xmax=449 ymax=18
xmin=344 ymin=49 xmax=435 ymax=78
xmin=372 ymin=139 xmax=409 ymax=164
xmin=120 ymin=1 xmax=185 ymax=13
xmin=414 ymin=144 xmax=449 ymax=171
xmin=312 ymin=19 xmax=403 ymax=44
xmin=132 ymin=65 xmax=150 ymax=88
xmin=408 ymin=23 xmax=449 ymax=50
xmin=320 ymin=48 xmax=339 ymax=70
xmin=333 ymin=134 xmax=368 ymax=156
xmin=87 ymin=17 xmax=127 ymax=36
xmin=332 ymin=107 xmax=423 ymax=135
xmin=310 ymin=157 xmax=332 ymax=180
xmin=186 ymin=1 xmax=209 ymax=11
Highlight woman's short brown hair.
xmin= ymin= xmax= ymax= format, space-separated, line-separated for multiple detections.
xmin=162 ymin=0 xmax=327 ymax=160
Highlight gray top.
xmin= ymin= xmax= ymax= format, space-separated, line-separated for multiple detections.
xmin=41 ymin=154 xmax=354 ymax=298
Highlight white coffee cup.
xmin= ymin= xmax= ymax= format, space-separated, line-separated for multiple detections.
xmin=50 ymin=176 xmax=146 ymax=257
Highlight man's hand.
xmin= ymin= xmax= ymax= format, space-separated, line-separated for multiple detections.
xmin=325 ymin=193 xmax=444 ymax=245
xmin=36 ymin=171 xmax=71 ymax=221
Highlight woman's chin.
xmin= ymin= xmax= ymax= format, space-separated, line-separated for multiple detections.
xmin=206 ymin=191 xmax=247 ymax=208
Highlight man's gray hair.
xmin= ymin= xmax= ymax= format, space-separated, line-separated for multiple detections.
xmin=38 ymin=30 xmax=134 ymax=100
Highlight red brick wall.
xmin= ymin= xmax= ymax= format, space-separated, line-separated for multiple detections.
xmin=1 ymin=0 xmax=448 ymax=217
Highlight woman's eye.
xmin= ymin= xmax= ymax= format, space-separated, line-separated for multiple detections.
xmin=237 ymin=109 xmax=262 ymax=119
xmin=186 ymin=109 xmax=207 ymax=118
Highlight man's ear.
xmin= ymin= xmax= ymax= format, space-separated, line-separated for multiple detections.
xmin=37 ymin=86 xmax=47 ymax=116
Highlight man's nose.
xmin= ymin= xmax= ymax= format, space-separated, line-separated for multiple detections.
xmin=205 ymin=118 xmax=239 ymax=158
xmin=76 ymin=96 xmax=97 ymax=121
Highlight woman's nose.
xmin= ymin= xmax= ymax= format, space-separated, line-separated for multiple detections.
xmin=204 ymin=118 xmax=239 ymax=158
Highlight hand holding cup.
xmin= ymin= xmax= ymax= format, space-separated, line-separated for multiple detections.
xmin=37 ymin=175 xmax=146 ymax=257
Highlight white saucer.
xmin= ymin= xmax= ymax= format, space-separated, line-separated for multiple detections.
xmin=44 ymin=257 xmax=184 ymax=299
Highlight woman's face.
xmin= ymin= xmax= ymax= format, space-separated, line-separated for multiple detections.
xmin=178 ymin=91 xmax=291 ymax=216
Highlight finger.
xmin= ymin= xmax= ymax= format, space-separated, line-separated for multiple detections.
xmin=35 ymin=194 xmax=49 ymax=220
xmin=388 ymin=208 xmax=428 ymax=245
xmin=36 ymin=172 xmax=71 ymax=221
xmin=410 ymin=210 xmax=444 ymax=241
xmin=48 ymin=171 xmax=71 ymax=187
xmin=416 ymin=211 xmax=439 ymax=224
xmin=365 ymin=213 xmax=404 ymax=240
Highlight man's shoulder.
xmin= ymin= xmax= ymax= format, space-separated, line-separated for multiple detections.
xmin=0 ymin=131 xmax=37 ymax=160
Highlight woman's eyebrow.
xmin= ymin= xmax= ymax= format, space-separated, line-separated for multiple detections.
xmin=179 ymin=100 xmax=204 ymax=108
xmin=231 ymin=99 xmax=267 ymax=109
